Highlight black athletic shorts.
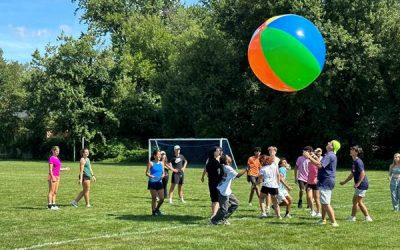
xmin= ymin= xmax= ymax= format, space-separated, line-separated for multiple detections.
xmin=148 ymin=181 xmax=163 ymax=190
xmin=261 ymin=186 xmax=278 ymax=196
xmin=172 ymin=172 xmax=184 ymax=185
xmin=79 ymin=174 xmax=91 ymax=181
xmin=298 ymin=180 xmax=307 ymax=190
xmin=307 ymin=184 xmax=319 ymax=190
xmin=247 ymin=176 xmax=258 ymax=187
xmin=208 ymin=182 xmax=219 ymax=202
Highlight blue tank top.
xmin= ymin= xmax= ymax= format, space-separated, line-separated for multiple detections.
xmin=149 ymin=161 xmax=163 ymax=183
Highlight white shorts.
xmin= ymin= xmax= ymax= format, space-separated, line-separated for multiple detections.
xmin=354 ymin=188 xmax=367 ymax=197
xmin=319 ymin=188 xmax=332 ymax=205
xmin=277 ymin=189 xmax=289 ymax=203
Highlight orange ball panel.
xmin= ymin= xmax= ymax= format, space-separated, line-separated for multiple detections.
xmin=248 ymin=21 xmax=296 ymax=92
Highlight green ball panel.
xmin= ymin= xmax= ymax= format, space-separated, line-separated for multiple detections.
xmin=260 ymin=27 xmax=321 ymax=90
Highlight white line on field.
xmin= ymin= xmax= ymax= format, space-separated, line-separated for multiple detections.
xmin=15 ymin=224 xmax=198 ymax=250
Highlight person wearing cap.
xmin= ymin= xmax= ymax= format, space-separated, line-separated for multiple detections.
xmin=246 ymin=147 xmax=262 ymax=206
xmin=168 ymin=145 xmax=188 ymax=204
xmin=304 ymin=140 xmax=340 ymax=227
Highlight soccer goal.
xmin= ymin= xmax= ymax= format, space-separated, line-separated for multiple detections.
xmin=148 ymin=138 xmax=238 ymax=168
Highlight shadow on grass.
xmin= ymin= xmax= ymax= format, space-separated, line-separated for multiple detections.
xmin=109 ymin=213 xmax=204 ymax=224
xmin=15 ymin=206 xmax=48 ymax=210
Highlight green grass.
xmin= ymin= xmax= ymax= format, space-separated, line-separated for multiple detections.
xmin=0 ymin=160 xmax=397 ymax=249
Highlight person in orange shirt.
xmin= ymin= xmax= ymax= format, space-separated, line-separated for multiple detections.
xmin=247 ymin=147 xmax=262 ymax=206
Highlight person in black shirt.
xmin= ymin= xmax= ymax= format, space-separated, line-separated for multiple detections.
xmin=201 ymin=146 xmax=223 ymax=217
xmin=168 ymin=145 xmax=188 ymax=204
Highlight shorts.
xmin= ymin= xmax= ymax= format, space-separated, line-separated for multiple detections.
xmin=208 ymin=182 xmax=219 ymax=202
xmin=298 ymin=180 xmax=307 ymax=190
xmin=307 ymin=184 xmax=319 ymax=190
xmin=172 ymin=172 xmax=184 ymax=185
xmin=277 ymin=189 xmax=289 ymax=203
xmin=320 ymin=188 xmax=332 ymax=205
xmin=354 ymin=188 xmax=367 ymax=197
xmin=47 ymin=175 xmax=60 ymax=182
xmin=79 ymin=174 xmax=91 ymax=181
xmin=247 ymin=176 xmax=258 ymax=187
xmin=261 ymin=186 xmax=278 ymax=196
xmin=148 ymin=181 xmax=163 ymax=190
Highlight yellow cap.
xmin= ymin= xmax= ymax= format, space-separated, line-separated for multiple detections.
xmin=332 ymin=140 xmax=341 ymax=154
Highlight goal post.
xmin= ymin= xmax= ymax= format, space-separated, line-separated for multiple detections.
xmin=148 ymin=138 xmax=238 ymax=168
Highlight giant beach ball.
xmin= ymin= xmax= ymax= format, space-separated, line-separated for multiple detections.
xmin=248 ymin=14 xmax=326 ymax=92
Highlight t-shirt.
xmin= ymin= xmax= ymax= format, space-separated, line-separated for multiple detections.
xmin=259 ymin=164 xmax=279 ymax=188
xmin=217 ymin=165 xmax=238 ymax=196
xmin=206 ymin=158 xmax=223 ymax=184
xmin=48 ymin=156 xmax=61 ymax=177
xmin=296 ymin=156 xmax=309 ymax=182
xmin=169 ymin=155 xmax=186 ymax=172
xmin=352 ymin=158 xmax=368 ymax=190
xmin=278 ymin=167 xmax=287 ymax=191
xmin=247 ymin=156 xmax=261 ymax=177
xmin=307 ymin=163 xmax=318 ymax=185
xmin=149 ymin=161 xmax=163 ymax=183
xmin=317 ymin=151 xmax=337 ymax=190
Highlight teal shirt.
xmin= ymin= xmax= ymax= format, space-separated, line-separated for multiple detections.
xmin=83 ymin=158 xmax=92 ymax=177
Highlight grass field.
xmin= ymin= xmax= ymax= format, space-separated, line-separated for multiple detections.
xmin=0 ymin=160 xmax=397 ymax=249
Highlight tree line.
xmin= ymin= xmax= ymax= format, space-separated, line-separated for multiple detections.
xmin=1 ymin=0 xmax=400 ymax=167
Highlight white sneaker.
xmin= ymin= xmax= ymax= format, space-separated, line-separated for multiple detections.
xmin=169 ymin=198 xmax=173 ymax=204
xmin=277 ymin=216 xmax=282 ymax=220
xmin=50 ymin=206 xmax=60 ymax=210
xmin=316 ymin=213 xmax=322 ymax=218
xmin=260 ymin=213 xmax=267 ymax=218
xmin=71 ymin=200 xmax=78 ymax=208
xmin=285 ymin=213 xmax=292 ymax=218
xmin=310 ymin=210 xmax=317 ymax=217
xmin=248 ymin=203 xmax=253 ymax=207
xmin=347 ymin=216 xmax=356 ymax=222
xmin=331 ymin=222 xmax=339 ymax=227
xmin=86 ymin=204 xmax=91 ymax=208
xmin=222 ymin=220 xmax=231 ymax=225
xmin=365 ymin=216 xmax=373 ymax=222
xmin=181 ymin=199 xmax=186 ymax=204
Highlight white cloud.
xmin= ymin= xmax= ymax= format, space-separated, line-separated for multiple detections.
xmin=8 ymin=24 xmax=51 ymax=38
xmin=59 ymin=24 xmax=72 ymax=33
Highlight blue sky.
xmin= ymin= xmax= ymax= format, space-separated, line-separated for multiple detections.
xmin=0 ymin=0 xmax=198 ymax=63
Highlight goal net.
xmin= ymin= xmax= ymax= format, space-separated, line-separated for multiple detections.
xmin=148 ymin=138 xmax=238 ymax=168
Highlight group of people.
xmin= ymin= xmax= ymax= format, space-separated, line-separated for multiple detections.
xmin=47 ymin=146 xmax=96 ymax=210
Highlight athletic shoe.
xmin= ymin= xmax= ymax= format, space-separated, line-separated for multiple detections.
xmin=222 ymin=220 xmax=231 ymax=225
xmin=277 ymin=216 xmax=282 ymax=220
xmin=71 ymin=200 xmax=78 ymax=208
xmin=169 ymin=198 xmax=173 ymax=204
xmin=365 ymin=216 xmax=373 ymax=222
xmin=260 ymin=213 xmax=267 ymax=218
xmin=208 ymin=220 xmax=218 ymax=226
xmin=285 ymin=213 xmax=292 ymax=218
xmin=317 ymin=219 xmax=326 ymax=225
xmin=298 ymin=200 xmax=303 ymax=208
xmin=347 ymin=216 xmax=356 ymax=222
xmin=248 ymin=203 xmax=253 ymax=207
xmin=86 ymin=204 xmax=91 ymax=208
xmin=181 ymin=199 xmax=186 ymax=204
xmin=50 ymin=206 xmax=60 ymax=210
xmin=316 ymin=213 xmax=322 ymax=218
xmin=331 ymin=222 xmax=339 ymax=227
xmin=310 ymin=210 xmax=317 ymax=217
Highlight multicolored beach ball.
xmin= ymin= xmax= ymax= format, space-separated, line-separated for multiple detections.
xmin=248 ymin=14 xmax=326 ymax=92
